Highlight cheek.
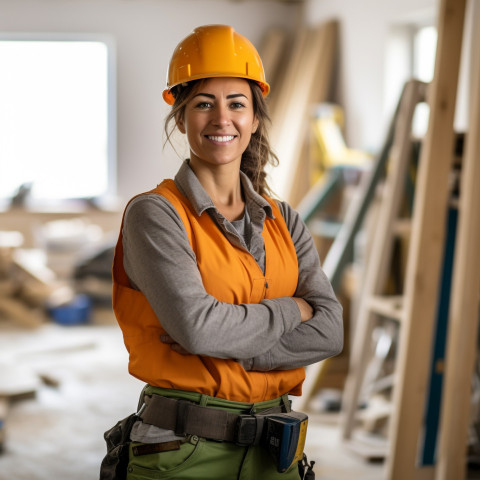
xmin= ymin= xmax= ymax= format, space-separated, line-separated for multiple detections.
xmin=183 ymin=118 xmax=203 ymax=143
xmin=239 ymin=115 xmax=257 ymax=134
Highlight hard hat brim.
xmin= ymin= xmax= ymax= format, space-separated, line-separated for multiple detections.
xmin=162 ymin=76 xmax=270 ymax=106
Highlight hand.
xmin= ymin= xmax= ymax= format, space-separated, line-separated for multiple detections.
xmin=160 ymin=334 xmax=191 ymax=355
xmin=293 ymin=297 xmax=314 ymax=323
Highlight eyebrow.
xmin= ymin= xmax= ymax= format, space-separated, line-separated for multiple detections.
xmin=193 ymin=93 xmax=248 ymax=100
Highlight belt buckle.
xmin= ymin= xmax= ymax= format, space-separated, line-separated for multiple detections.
xmin=235 ymin=415 xmax=265 ymax=446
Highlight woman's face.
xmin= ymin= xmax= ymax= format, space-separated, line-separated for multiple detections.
xmin=176 ymin=77 xmax=258 ymax=171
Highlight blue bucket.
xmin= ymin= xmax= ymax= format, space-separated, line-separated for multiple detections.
xmin=49 ymin=294 xmax=92 ymax=325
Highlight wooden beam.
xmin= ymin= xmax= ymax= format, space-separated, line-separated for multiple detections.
xmin=385 ymin=0 xmax=467 ymax=477
xmin=268 ymin=21 xmax=338 ymax=200
xmin=435 ymin=3 xmax=480 ymax=477
xmin=259 ymin=27 xmax=289 ymax=92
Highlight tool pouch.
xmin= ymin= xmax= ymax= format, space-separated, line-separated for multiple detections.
xmin=99 ymin=413 xmax=138 ymax=480
xmin=262 ymin=411 xmax=309 ymax=473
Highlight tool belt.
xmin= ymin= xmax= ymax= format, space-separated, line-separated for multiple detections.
xmin=139 ymin=394 xmax=282 ymax=444
xmin=138 ymin=394 xmax=310 ymax=474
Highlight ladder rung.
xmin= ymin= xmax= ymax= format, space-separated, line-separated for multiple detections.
xmin=357 ymin=398 xmax=393 ymax=423
xmin=368 ymin=295 xmax=404 ymax=321
xmin=344 ymin=433 xmax=389 ymax=462
xmin=393 ymin=218 xmax=412 ymax=237
xmin=366 ymin=373 xmax=396 ymax=395
xmin=308 ymin=219 xmax=343 ymax=238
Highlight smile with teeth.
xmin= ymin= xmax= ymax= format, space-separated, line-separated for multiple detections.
xmin=206 ymin=135 xmax=236 ymax=143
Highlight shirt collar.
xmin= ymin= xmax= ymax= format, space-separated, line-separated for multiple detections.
xmin=174 ymin=160 xmax=274 ymax=219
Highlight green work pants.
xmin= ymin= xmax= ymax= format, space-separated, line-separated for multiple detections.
xmin=126 ymin=386 xmax=302 ymax=480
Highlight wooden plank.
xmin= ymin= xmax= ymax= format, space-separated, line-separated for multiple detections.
xmin=368 ymin=295 xmax=404 ymax=322
xmin=340 ymin=79 xmax=426 ymax=440
xmin=289 ymin=22 xmax=339 ymax=201
xmin=435 ymin=4 xmax=480 ymax=478
xmin=368 ymin=373 xmax=395 ymax=395
xmin=392 ymin=218 xmax=412 ymax=237
xmin=0 ymin=296 xmax=45 ymax=328
xmin=267 ymin=26 xmax=310 ymax=128
xmin=0 ymin=365 xmax=40 ymax=400
xmin=344 ymin=432 xmax=389 ymax=462
xmin=385 ymin=0 xmax=467 ymax=477
xmin=258 ymin=27 xmax=289 ymax=92
xmin=268 ymin=21 xmax=338 ymax=200
xmin=414 ymin=467 xmax=435 ymax=480
xmin=289 ymin=130 xmax=314 ymax=208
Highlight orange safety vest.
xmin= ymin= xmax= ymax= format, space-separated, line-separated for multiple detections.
xmin=112 ymin=179 xmax=305 ymax=403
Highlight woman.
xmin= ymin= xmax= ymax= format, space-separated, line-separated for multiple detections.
xmin=108 ymin=24 xmax=343 ymax=480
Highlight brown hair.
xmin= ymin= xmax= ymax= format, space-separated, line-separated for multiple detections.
xmin=164 ymin=79 xmax=278 ymax=196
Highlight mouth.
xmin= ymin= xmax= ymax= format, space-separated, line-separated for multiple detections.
xmin=205 ymin=135 xmax=236 ymax=143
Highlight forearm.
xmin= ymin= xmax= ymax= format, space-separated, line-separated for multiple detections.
xmin=242 ymin=201 xmax=344 ymax=371
xmin=245 ymin=300 xmax=343 ymax=371
xmin=152 ymin=287 xmax=301 ymax=359
xmin=123 ymin=195 xmax=301 ymax=359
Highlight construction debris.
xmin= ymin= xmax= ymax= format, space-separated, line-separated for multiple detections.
xmin=0 ymin=231 xmax=76 ymax=328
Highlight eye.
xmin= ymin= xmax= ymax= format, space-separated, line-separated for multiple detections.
xmin=194 ymin=101 xmax=213 ymax=109
xmin=230 ymin=101 xmax=246 ymax=110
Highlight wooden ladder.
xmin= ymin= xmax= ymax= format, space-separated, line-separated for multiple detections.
xmin=339 ymin=0 xmax=470 ymax=478
xmin=294 ymin=77 xmax=420 ymax=412
xmin=339 ymin=78 xmax=427 ymax=445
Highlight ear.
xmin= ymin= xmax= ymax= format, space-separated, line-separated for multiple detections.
xmin=252 ymin=117 xmax=259 ymax=134
xmin=176 ymin=114 xmax=186 ymax=134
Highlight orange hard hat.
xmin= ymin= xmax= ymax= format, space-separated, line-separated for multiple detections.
xmin=162 ymin=24 xmax=270 ymax=105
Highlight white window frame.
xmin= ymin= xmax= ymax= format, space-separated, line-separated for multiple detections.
xmin=0 ymin=33 xmax=117 ymax=209
xmin=383 ymin=16 xmax=437 ymax=135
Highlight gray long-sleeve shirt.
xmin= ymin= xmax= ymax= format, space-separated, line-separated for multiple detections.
xmin=123 ymin=161 xmax=343 ymax=372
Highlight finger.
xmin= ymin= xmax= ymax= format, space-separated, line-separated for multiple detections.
xmin=160 ymin=334 xmax=175 ymax=344
xmin=170 ymin=343 xmax=191 ymax=355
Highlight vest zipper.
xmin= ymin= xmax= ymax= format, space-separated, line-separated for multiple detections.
xmin=263 ymin=280 xmax=269 ymax=299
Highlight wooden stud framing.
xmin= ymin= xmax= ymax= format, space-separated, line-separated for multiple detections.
xmin=385 ymin=0 xmax=467 ymax=477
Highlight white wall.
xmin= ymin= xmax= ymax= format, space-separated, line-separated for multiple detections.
xmin=0 ymin=0 xmax=300 ymax=203
xmin=303 ymin=0 xmax=440 ymax=152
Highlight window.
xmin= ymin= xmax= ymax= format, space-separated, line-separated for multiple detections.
xmin=412 ymin=25 xmax=437 ymax=137
xmin=412 ymin=25 xmax=437 ymax=82
xmin=0 ymin=36 xmax=116 ymax=206
xmin=384 ymin=22 xmax=437 ymax=138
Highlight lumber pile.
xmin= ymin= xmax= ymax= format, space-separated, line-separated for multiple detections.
xmin=261 ymin=20 xmax=339 ymax=204
xmin=0 ymin=231 xmax=75 ymax=328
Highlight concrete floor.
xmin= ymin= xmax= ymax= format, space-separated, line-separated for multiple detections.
xmin=0 ymin=313 xmax=385 ymax=480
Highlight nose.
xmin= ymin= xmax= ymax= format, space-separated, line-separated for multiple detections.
xmin=211 ymin=103 xmax=231 ymax=126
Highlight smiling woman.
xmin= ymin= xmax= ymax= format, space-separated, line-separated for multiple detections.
xmin=102 ymin=24 xmax=343 ymax=480
xmin=174 ymin=78 xmax=259 ymax=217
